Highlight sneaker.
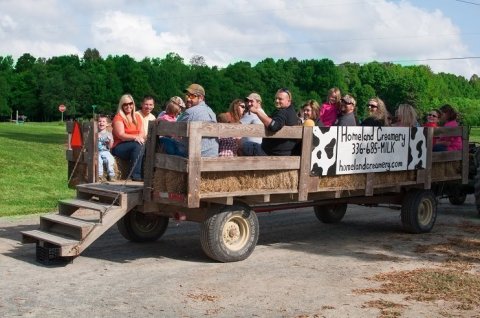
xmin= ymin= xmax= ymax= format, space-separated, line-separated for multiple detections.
xmin=108 ymin=175 xmax=116 ymax=182
xmin=98 ymin=175 xmax=107 ymax=183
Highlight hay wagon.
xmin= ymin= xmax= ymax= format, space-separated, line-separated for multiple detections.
xmin=22 ymin=120 xmax=471 ymax=263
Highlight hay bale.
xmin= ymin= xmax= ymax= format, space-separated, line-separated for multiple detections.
xmin=166 ymin=170 xmax=187 ymax=193
xmin=153 ymin=169 xmax=187 ymax=193
xmin=445 ymin=161 xmax=461 ymax=177
xmin=432 ymin=162 xmax=461 ymax=180
xmin=373 ymin=171 xmax=416 ymax=185
xmin=114 ymin=157 xmax=131 ymax=180
xmin=200 ymin=170 xmax=298 ymax=193
xmin=316 ymin=171 xmax=416 ymax=190
xmin=317 ymin=174 xmax=366 ymax=189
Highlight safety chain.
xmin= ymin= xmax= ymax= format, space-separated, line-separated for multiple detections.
xmin=67 ymin=123 xmax=91 ymax=186
xmin=100 ymin=140 xmax=147 ymax=223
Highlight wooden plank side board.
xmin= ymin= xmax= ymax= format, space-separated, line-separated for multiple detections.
xmin=365 ymin=173 xmax=374 ymax=196
xmin=143 ymin=122 xmax=157 ymax=202
xmin=462 ymin=127 xmax=469 ymax=184
xmin=66 ymin=121 xmax=75 ymax=133
xmin=153 ymin=121 xmax=304 ymax=139
xmin=154 ymin=121 xmax=189 ymax=137
xmin=199 ymin=188 xmax=298 ymax=199
xmin=187 ymin=123 xmax=202 ymax=208
xmin=433 ymin=126 xmax=464 ymax=137
xmin=84 ymin=121 xmax=97 ymax=183
xmin=200 ymin=156 xmax=300 ymax=172
xmin=66 ymin=150 xmax=89 ymax=163
xmin=432 ymin=151 xmax=463 ymax=162
xmin=298 ymin=126 xmax=313 ymax=201
xmin=154 ymin=153 xmax=188 ymax=172
xmin=425 ymin=127 xmax=433 ymax=189
xmin=196 ymin=122 xmax=304 ymax=139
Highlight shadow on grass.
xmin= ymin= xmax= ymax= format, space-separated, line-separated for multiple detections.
xmin=0 ymin=130 xmax=66 ymax=145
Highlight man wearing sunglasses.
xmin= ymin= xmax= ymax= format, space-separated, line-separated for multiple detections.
xmin=239 ymin=92 xmax=263 ymax=155
xmin=177 ymin=83 xmax=218 ymax=157
xmin=248 ymin=88 xmax=299 ymax=156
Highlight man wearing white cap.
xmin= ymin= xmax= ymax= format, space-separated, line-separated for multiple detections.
xmin=239 ymin=92 xmax=263 ymax=155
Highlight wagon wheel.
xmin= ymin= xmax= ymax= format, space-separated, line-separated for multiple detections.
xmin=314 ymin=203 xmax=347 ymax=224
xmin=448 ymin=190 xmax=467 ymax=205
xmin=200 ymin=203 xmax=259 ymax=262
xmin=401 ymin=189 xmax=437 ymax=233
xmin=117 ymin=209 xmax=169 ymax=242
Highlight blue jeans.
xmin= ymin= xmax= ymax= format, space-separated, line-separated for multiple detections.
xmin=111 ymin=141 xmax=144 ymax=179
xmin=433 ymin=144 xmax=447 ymax=152
xmin=98 ymin=150 xmax=115 ymax=177
xmin=158 ymin=137 xmax=187 ymax=157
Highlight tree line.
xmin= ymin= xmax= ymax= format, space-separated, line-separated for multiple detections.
xmin=0 ymin=48 xmax=479 ymax=125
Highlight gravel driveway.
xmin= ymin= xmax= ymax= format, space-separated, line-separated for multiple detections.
xmin=1 ymin=196 xmax=479 ymax=317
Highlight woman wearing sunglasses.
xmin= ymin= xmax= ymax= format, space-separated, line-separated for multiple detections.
xmin=111 ymin=94 xmax=145 ymax=181
xmin=361 ymin=97 xmax=390 ymax=127
xmin=228 ymin=99 xmax=246 ymax=123
xmin=424 ymin=109 xmax=441 ymax=127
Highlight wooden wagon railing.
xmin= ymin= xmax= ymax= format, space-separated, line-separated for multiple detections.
xmin=142 ymin=121 xmax=469 ymax=209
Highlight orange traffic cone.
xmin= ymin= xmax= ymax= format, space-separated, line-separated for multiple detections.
xmin=71 ymin=121 xmax=83 ymax=149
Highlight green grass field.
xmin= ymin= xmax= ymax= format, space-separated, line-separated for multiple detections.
xmin=0 ymin=122 xmax=75 ymax=217
xmin=470 ymin=127 xmax=480 ymax=143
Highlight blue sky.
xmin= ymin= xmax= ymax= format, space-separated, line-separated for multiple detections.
xmin=0 ymin=0 xmax=479 ymax=79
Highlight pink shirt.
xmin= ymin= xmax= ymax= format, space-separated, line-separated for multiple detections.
xmin=157 ymin=113 xmax=177 ymax=122
xmin=320 ymin=103 xmax=338 ymax=127
xmin=440 ymin=120 xmax=462 ymax=151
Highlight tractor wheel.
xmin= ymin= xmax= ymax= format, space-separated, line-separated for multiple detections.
xmin=200 ymin=204 xmax=259 ymax=262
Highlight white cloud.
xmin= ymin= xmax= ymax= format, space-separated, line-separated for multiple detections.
xmin=91 ymin=10 xmax=190 ymax=59
xmin=0 ymin=0 xmax=477 ymax=78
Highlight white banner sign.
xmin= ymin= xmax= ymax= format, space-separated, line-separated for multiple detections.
xmin=310 ymin=126 xmax=427 ymax=176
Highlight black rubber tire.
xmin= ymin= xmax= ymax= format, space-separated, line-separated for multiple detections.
xmin=448 ymin=191 xmax=467 ymax=205
xmin=117 ymin=210 xmax=169 ymax=242
xmin=200 ymin=204 xmax=259 ymax=263
xmin=314 ymin=204 xmax=347 ymax=223
xmin=401 ymin=189 xmax=437 ymax=233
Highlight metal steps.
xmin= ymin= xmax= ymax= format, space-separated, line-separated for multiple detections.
xmin=21 ymin=183 xmax=143 ymax=261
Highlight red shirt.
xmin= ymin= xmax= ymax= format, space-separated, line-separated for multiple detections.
xmin=112 ymin=112 xmax=143 ymax=149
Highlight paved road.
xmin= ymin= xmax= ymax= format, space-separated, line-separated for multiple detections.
xmin=0 ymin=196 xmax=479 ymax=317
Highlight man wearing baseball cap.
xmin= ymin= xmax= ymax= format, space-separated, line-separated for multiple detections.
xmin=177 ymin=83 xmax=218 ymax=157
xmin=239 ymin=92 xmax=264 ymax=155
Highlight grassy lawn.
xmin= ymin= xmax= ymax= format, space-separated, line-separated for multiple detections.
xmin=0 ymin=122 xmax=75 ymax=217
xmin=470 ymin=127 xmax=480 ymax=143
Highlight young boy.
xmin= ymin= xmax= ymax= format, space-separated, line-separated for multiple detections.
xmin=97 ymin=115 xmax=116 ymax=181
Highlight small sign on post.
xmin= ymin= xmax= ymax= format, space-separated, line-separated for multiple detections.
xmin=59 ymin=104 xmax=66 ymax=122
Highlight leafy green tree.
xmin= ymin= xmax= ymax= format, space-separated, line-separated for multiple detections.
xmin=15 ymin=53 xmax=36 ymax=73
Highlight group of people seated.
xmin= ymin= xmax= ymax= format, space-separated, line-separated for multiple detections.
xmin=97 ymin=84 xmax=463 ymax=181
